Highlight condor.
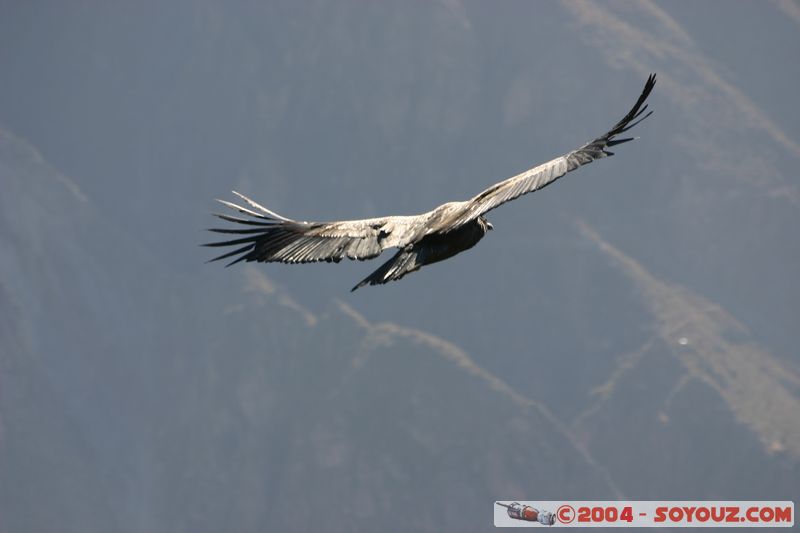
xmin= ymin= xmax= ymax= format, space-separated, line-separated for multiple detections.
xmin=206 ymin=75 xmax=656 ymax=291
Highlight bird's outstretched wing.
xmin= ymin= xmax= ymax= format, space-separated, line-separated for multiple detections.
xmin=204 ymin=192 xmax=410 ymax=266
xmin=450 ymin=74 xmax=656 ymax=228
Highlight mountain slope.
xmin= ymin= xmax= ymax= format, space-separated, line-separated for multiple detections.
xmin=0 ymin=128 xmax=617 ymax=532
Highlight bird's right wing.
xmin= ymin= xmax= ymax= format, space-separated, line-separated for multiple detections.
xmin=204 ymin=192 xmax=414 ymax=266
xmin=448 ymin=74 xmax=656 ymax=228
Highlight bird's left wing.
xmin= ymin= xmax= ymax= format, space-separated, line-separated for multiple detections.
xmin=204 ymin=192 xmax=411 ymax=266
xmin=450 ymin=74 xmax=656 ymax=228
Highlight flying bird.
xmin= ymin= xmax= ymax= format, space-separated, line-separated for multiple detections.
xmin=206 ymin=74 xmax=656 ymax=291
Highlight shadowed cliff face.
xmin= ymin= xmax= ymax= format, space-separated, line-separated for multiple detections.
xmin=571 ymin=221 xmax=800 ymax=499
xmin=0 ymin=289 xmax=117 ymax=533
xmin=1 ymin=1 xmax=798 ymax=531
xmin=0 ymin=136 xmax=119 ymax=532
xmin=148 ymin=278 xmax=619 ymax=533
xmin=0 ymin=131 xmax=616 ymax=531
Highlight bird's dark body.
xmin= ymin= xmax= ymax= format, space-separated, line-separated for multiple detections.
xmin=205 ymin=75 xmax=656 ymax=290
xmin=351 ymin=217 xmax=491 ymax=290
xmin=416 ymin=216 xmax=490 ymax=264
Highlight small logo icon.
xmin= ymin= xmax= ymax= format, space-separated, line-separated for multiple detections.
xmin=557 ymin=504 xmax=576 ymax=524
xmin=496 ymin=502 xmax=556 ymax=526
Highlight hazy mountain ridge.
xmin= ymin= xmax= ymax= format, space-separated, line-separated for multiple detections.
xmin=150 ymin=272 xmax=617 ymax=532
xmin=0 ymin=132 xmax=118 ymax=532
xmin=1 ymin=1 xmax=797 ymax=531
xmin=558 ymin=0 xmax=800 ymax=360
xmin=1 ymin=129 xmax=617 ymax=531
xmin=2 ymin=121 xmax=796 ymax=531
xmin=0 ymin=289 xmax=120 ymax=533
xmin=570 ymin=221 xmax=800 ymax=498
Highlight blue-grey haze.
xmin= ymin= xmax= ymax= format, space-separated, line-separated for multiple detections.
xmin=0 ymin=1 xmax=798 ymax=531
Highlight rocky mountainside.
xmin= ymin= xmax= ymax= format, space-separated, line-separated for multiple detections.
xmin=1 ymin=1 xmax=798 ymax=531
xmin=0 ymin=130 xmax=616 ymax=531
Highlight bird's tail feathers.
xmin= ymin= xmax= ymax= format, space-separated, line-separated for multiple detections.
xmin=351 ymin=248 xmax=420 ymax=291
